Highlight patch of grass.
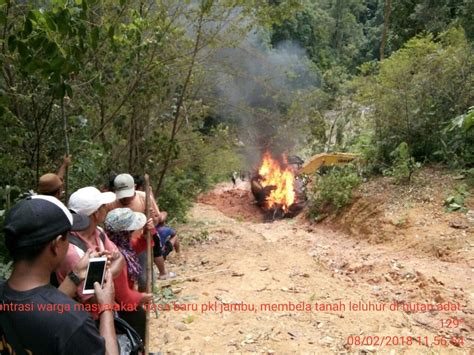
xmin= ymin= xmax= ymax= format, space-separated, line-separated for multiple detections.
xmin=182 ymin=315 xmax=196 ymax=324
xmin=444 ymin=184 xmax=469 ymax=213
xmin=181 ymin=229 xmax=211 ymax=246
xmin=391 ymin=216 xmax=407 ymax=227
xmin=464 ymin=168 xmax=474 ymax=187
xmin=151 ymin=286 xmax=198 ymax=318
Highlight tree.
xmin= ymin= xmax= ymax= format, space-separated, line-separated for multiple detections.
xmin=352 ymin=28 xmax=474 ymax=166
xmin=379 ymin=0 xmax=392 ymax=60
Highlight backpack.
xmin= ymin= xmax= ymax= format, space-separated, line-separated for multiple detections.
xmin=114 ymin=316 xmax=143 ymax=355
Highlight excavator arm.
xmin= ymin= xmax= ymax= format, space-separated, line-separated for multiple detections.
xmin=298 ymin=152 xmax=358 ymax=175
xmin=250 ymin=152 xmax=358 ymax=216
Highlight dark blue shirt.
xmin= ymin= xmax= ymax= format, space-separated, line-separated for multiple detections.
xmin=0 ymin=282 xmax=105 ymax=355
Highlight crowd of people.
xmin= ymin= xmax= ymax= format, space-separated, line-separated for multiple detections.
xmin=0 ymin=156 xmax=180 ymax=354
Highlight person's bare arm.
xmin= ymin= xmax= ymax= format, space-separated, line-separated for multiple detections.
xmin=109 ymin=251 xmax=125 ymax=279
xmin=57 ymin=155 xmax=72 ymax=180
xmin=149 ymin=189 xmax=163 ymax=224
xmin=95 ymin=270 xmax=119 ymax=355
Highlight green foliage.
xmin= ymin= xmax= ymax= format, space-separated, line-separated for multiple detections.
xmin=466 ymin=168 xmax=474 ymax=187
xmin=271 ymin=0 xmax=369 ymax=72
xmin=0 ymin=0 xmax=259 ymax=272
xmin=465 ymin=168 xmax=474 ymax=188
xmin=0 ymin=0 xmax=252 ymax=228
xmin=352 ymin=28 xmax=474 ymax=169
xmin=153 ymin=124 xmax=243 ymax=222
xmin=0 ymin=260 xmax=12 ymax=279
xmin=0 ymin=0 xmax=92 ymax=189
xmin=351 ymin=130 xmax=383 ymax=175
xmin=444 ymin=184 xmax=469 ymax=213
xmin=389 ymin=0 xmax=474 ymax=47
xmin=0 ymin=185 xmax=23 ymax=214
xmin=440 ymin=106 xmax=474 ymax=167
xmin=181 ymin=229 xmax=211 ymax=247
xmin=0 ymin=185 xmax=27 ymax=263
xmin=382 ymin=142 xmax=420 ymax=184
xmin=157 ymin=171 xmax=199 ymax=223
xmin=308 ymin=165 xmax=361 ymax=220
xmin=451 ymin=106 xmax=474 ymax=132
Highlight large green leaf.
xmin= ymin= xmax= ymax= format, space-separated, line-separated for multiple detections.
xmin=0 ymin=9 xmax=6 ymax=26
xmin=24 ymin=18 xmax=33 ymax=35
xmin=16 ymin=40 xmax=29 ymax=57
xmin=45 ymin=15 xmax=57 ymax=31
xmin=7 ymin=35 xmax=16 ymax=52
xmin=462 ymin=107 xmax=474 ymax=131
xmin=90 ymin=27 xmax=99 ymax=49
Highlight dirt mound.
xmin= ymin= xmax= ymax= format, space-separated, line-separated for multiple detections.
xmin=196 ymin=169 xmax=473 ymax=264
xmin=197 ymin=183 xmax=265 ymax=223
xmin=197 ymin=169 xmax=473 ymax=263
xmin=325 ymin=167 xmax=473 ymax=262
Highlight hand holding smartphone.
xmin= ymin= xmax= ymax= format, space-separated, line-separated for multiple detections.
xmin=83 ymin=257 xmax=107 ymax=294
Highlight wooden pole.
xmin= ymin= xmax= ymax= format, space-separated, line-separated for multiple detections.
xmin=61 ymin=94 xmax=70 ymax=200
xmin=144 ymin=173 xmax=152 ymax=354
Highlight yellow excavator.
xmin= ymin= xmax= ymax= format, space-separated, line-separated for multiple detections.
xmin=298 ymin=152 xmax=358 ymax=175
xmin=251 ymin=152 xmax=359 ymax=216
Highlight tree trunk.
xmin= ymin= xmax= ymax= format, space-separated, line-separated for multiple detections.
xmin=380 ymin=0 xmax=392 ymax=61
xmin=332 ymin=0 xmax=343 ymax=60
xmin=128 ymin=106 xmax=136 ymax=172
xmin=155 ymin=6 xmax=206 ymax=194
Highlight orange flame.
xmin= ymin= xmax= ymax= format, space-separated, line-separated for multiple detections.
xmin=258 ymin=152 xmax=295 ymax=212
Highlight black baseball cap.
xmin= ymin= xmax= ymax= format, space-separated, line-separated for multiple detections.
xmin=4 ymin=195 xmax=90 ymax=249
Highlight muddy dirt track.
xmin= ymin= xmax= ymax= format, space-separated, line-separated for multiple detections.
xmin=150 ymin=171 xmax=473 ymax=354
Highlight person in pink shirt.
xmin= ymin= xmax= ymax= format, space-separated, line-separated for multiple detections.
xmin=56 ymin=187 xmax=152 ymax=340
xmin=56 ymin=186 xmax=124 ymax=303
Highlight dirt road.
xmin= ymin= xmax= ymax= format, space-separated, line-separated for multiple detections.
xmin=150 ymin=178 xmax=473 ymax=354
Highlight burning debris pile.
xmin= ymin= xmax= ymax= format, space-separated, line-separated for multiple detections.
xmin=251 ymin=152 xmax=306 ymax=220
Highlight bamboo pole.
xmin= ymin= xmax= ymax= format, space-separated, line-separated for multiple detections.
xmin=144 ymin=173 xmax=152 ymax=354
xmin=61 ymin=95 xmax=70 ymax=200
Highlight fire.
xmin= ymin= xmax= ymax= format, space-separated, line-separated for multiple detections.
xmin=258 ymin=152 xmax=295 ymax=212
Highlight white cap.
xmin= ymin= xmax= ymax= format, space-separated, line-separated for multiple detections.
xmin=114 ymin=173 xmax=135 ymax=199
xmin=68 ymin=187 xmax=116 ymax=216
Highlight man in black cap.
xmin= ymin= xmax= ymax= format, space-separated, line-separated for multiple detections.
xmin=0 ymin=195 xmax=118 ymax=355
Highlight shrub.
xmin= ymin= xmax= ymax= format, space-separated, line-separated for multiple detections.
xmin=308 ymin=165 xmax=361 ymax=220
xmin=444 ymin=184 xmax=469 ymax=213
xmin=383 ymin=142 xmax=420 ymax=184
xmin=157 ymin=171 xmax=200 ymax=223
xmin=440 ymin=107 xmax=474 ymax=168
xmin=352 ymin=28 xmax=474 ymax=169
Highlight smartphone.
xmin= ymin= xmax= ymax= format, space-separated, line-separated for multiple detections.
xmin=82 ymin=257 xmax=107 ymax=294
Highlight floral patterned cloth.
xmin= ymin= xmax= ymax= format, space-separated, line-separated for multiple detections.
xmin=106 ymin=230 xmax=141 ymax=282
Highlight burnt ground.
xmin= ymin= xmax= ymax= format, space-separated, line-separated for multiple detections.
xmin=149 ymin=168 xmax=473 ymax=354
